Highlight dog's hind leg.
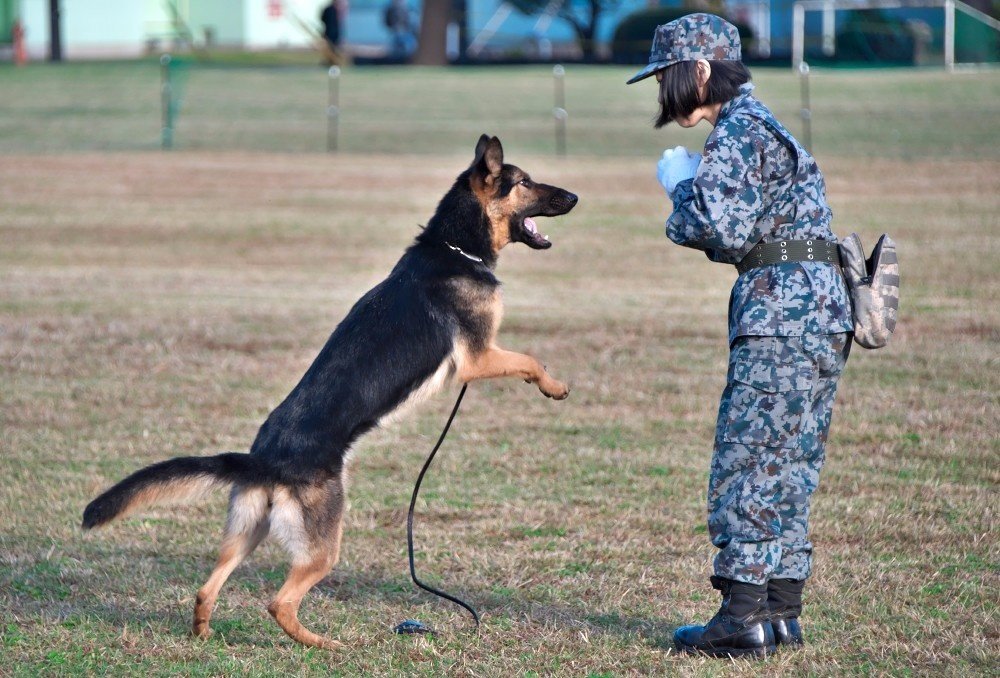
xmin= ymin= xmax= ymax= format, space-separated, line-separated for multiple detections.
xmin=267 ymin=476 xmax=346 ymax=650
xmin=193 ymin=486 xmax=270 ymax=639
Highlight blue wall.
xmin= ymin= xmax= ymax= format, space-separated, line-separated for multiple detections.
xmin=343 ymin=0 xmax=650 ymax=49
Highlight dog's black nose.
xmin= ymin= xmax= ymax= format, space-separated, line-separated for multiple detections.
xmin=551 ymin=191 xmax=578 ymax=212
xmin=545 ymin=189 xmax=578 ymax=216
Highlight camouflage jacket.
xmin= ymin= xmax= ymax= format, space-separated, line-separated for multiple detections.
xmin=666 ymin=83 xmax=853 ymax=344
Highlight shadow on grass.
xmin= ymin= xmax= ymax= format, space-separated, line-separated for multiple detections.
xmin=317 ymin=563 xmax=684 ymax=651
xmin=21 ymin=555 xmax=683 ymax=650
xmin=581 ymin=610 xmax=680 ymax=651
xmin=476 ymin=593 xmax=683 ymax=651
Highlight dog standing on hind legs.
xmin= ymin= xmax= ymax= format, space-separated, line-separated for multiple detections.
xmin=82 ymin=135 xmax=578 ymax=650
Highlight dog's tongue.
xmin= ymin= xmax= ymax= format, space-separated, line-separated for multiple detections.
xmin=520 ymin=217 xmax=552 ymax=249
xmin=524 ymin=217 xmax=550 ymax=246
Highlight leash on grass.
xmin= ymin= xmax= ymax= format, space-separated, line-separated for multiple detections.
xmin=394 ymin=383 xmax=480 ymax=635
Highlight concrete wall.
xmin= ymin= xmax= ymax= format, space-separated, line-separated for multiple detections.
xmin=34 ymin=0 xmax=146 ymax=57
xmin=20 ymin=0 xmax=50 ymax=58
xmin=242 ymin=0 xmax=325 ymax=49
xmin=188 ymin=0 xmax=245 ymax=46
xmin=15 ymin=0 xmax=327 ymax=59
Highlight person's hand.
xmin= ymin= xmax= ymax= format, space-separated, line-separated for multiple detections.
xmin=656 ymin=146 xmax=683 ymax=195
xmin=656 ymin=146 xmax=702 ymax=198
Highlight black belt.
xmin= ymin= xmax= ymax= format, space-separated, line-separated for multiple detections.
xmin=736 ymin=239 xmax=841 ymax=275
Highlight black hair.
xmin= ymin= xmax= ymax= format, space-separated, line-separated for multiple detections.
xmin=654 ymin=60 xmax=752 ymax=128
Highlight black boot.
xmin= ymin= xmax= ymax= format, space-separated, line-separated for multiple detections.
xmin=673 ymin=576 xmax=776 ymax=659
xmin=768 ymin=578 xmax=805 ymax=647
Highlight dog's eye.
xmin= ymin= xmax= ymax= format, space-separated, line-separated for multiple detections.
xmin=517 ymin=179 xmax=530 ymax=187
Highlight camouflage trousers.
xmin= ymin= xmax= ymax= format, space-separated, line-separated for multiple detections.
xmin=708 ymin=333 xmax=851 ymax=584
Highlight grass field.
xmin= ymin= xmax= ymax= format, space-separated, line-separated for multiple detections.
xmin=1 ymin=63 xmax=998 ymax=676
xmin=1 ymin=61 xmax=999 ymax=158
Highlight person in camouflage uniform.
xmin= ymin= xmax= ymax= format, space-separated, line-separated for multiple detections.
xmin=627 ymin=14 xmax=853 ymax=658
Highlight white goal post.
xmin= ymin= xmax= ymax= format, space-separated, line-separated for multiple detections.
xmin=792 ymin=0 xmax=1000 ymax=70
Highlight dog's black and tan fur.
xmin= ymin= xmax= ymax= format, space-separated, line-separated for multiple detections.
xmin=82 ymin=135 xmax=578 ymax=650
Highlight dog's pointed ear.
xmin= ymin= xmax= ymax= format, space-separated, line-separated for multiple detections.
xmin=473 ymin=134 xmax=490 ymax=165
xmin=484 ymin=136 xmax=504 ymax=178
xmin=472 ymin=134 xmax=503 ymax=184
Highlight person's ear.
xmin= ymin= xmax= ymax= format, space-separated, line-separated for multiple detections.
xmin=696 ymin=59 xmax=712 ymax=90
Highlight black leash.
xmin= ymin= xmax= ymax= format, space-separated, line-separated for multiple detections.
xmin=394 ymin=383 xmax=480 ymax=635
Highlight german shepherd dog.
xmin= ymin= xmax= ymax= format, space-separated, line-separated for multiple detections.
xmin=82 ymin=135 xmax=577 ymax=649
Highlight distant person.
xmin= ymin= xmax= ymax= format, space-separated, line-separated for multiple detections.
xmin=12 ymin=18 xmax=27 ymax=66
xmin=320 ymin=0 xmax=343 ymax=53
xmin=384 ymin=0 xmax=416 ymax=59
xmin=627 ymin=14 xmax=854 ymax=659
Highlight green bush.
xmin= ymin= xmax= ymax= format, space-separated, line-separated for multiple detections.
xmin=834 ymin=10 xmax=916 ymax=63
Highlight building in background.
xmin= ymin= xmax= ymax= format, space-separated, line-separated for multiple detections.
xmin=2 ymin=0 xmax=647 ymax=60
xmin=6 ymin=0 xmax=336 ymax=59
xmin=1 ymin=0 xmax=994 ymax=63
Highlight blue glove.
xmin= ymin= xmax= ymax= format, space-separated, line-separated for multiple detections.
xmin=656 ymin=146 xmax=702 ymax=198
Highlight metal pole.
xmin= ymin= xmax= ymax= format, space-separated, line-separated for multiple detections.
xmin=160 ymin=54 xmax=173 ymax=150
xmin=944 ymin=0 xmax=956 ymax=70
xmin=327 ymin=66 xmax=341 ymax=153
xmin=759 ymin=0 xmax=772 ymax=58
xmin=822 ymin=1 xmax=835 ymax=56
xmin=552 ymin=64 xmax=567 ymax=157
xmin=792 ymin=2 xmax=805 ymax=71
xmin=799 ymin=61 xmax=812 ymax=154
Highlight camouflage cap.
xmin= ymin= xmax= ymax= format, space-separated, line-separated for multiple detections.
xmin=626 ymin=13 xmax=742 ymax=85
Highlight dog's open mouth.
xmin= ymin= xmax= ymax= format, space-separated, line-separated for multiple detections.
xmin=522 ymin=217 xmax=552 ymax=249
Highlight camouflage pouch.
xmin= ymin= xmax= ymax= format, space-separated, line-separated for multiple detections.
xmin=838 ymin=233 xmax=899 ymax=349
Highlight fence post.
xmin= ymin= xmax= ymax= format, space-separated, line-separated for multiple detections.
xmin=944 ymin=0 xmax=956 ymax=70
xmin=160 ymin=54 xmax=173 ymax=150
xmin=822 ymin=1 xmax=836 ymax=56
xmin=792 ymin=2 xmax=805 ymax=71
xmin=799 ymin=61 xmax=812 ymax=154
xmin=327 ymin=66 xmax=341 ymax=153
xmin=552 ymin=65 xmax=567 ymax=157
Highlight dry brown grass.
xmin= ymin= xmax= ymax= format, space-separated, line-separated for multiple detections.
xmin=1 ymin=149 xmax=998 ymax=676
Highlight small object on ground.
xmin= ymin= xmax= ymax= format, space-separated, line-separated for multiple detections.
xmin=393 ymin=619 xmax=434 ymax=635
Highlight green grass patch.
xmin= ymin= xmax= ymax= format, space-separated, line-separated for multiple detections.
xmin=0 ymin=66 xmax=996 ymax=675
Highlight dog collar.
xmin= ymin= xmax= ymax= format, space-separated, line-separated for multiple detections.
xmin=444 ymin=242 xmax=484 ymax=264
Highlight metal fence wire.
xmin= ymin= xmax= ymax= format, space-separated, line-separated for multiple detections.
xmin=0 ymin=61 xmax=997 ymax=160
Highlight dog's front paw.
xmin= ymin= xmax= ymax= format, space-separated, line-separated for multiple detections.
xmin=539 ymin=378 xmax=570 ymax=400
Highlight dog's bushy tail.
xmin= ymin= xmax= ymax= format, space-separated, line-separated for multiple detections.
xmin=82 ymin=453 xmax=272 ymax=530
